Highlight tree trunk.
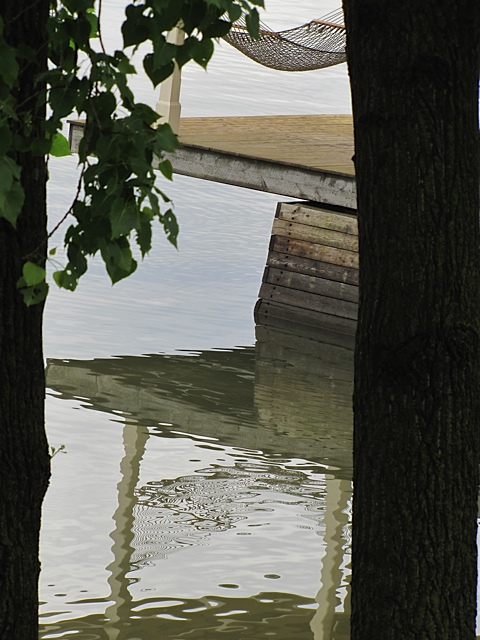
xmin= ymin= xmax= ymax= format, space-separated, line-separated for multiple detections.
xmin=0 ymin=2 xmax=51 ymax=638
xmin=342 ymin=0 xmax=480 ymax=638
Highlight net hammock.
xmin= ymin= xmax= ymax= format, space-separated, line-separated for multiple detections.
xmin=222 ymin=8 xmax=346 ymax=72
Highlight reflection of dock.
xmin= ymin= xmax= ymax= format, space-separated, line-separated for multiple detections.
xmin=46 ymin=330 xmax=353 ymax=475
xmin=43 ymin=328 xmax=353 ymax=639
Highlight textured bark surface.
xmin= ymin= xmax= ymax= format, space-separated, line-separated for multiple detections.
xmin=0 ymin=2 xmax=51 ymax=638
xmin=343 ymin=0 xmax=480 ymax=638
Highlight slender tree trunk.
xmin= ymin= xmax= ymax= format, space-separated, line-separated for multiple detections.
xmin=342 ymin=0 xmax=480 ymax=638
xmin=0 ymin=2 xmax=51 ymax=638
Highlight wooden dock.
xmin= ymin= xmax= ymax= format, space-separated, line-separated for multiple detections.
xmin=68 ymin=113 xmax=359 ymax=332
xmin=176 ymin=114 xmax=356 ymax=207
xmin=69 ymin=114 xmax=356 ymax=207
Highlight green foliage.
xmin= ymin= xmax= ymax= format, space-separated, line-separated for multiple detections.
xmin=50 ymin=443 xmax=66 ymax=458
xmin=17 ymin=263 xmax=49 ymax=306
xmin=1 ymin=0 xmax=264 ymax=301
xmin=50 ymin=132 xmax=72 ymax=157
xmin=0 ymin=156 xmax=24 ymax=226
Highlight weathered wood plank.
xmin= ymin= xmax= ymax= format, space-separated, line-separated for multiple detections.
xmin=272 ymin=218 xmax=359 ymax=251
xmin=259 ymin=283 xmax=358 ymax=320
xmin=255 ymin=299 xmax=357 ymax=335
xmin=271 ymin=235 xmax=359 ymax=269
xmin=266 ymin=250 xmax=359 ymax=286
xmin=276 ymin=202 xmax=358 ymax=235
xmin=264 ymin=267 xmax=359 ymax=303
xmin=171 ymin=145 xmax=356 ymax=206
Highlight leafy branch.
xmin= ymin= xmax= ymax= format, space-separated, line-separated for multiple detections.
xmin=0 ymin=0 xmax=264 ymax=304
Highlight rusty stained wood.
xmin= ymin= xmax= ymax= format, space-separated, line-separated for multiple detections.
xmin=271 ymin=235 xmax=359 ymax=270
xmin=276 ymin=202 xmax=358 ymax=235
xmin=259 ymin=283 xmax=358 ymax=320
xmin=255 ymin=299 xmax=357 ymax=335
xmin=267 ymin=250 xmax=359 ymax=286
xmin=264 ymin=267 xmax=359 ymax=303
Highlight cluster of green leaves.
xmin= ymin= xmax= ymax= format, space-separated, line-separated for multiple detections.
xmin=0 ymin=16 xmax=24 ymax=226
xmin=0 ymin=0 xmax=263 ymax=304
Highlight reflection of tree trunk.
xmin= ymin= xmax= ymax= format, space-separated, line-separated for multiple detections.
xmin=0 ymin=3 xmax=51 ymax=639
xmin=343 ymin=2 xmax=480 ymax=638
xmin=104 ymin=422 xmax=148 ymax=639
xmin=311 ymin=478 xmax=351 ymax=640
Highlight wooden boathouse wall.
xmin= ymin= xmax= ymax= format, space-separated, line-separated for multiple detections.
xmin=255 ymin=201 xmax=359 ymax=335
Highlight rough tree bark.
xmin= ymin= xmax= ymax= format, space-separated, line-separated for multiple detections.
xmin=0 ymin=2 xmax=51 ymax=638
xmin=342 ymin=0 xmax=480 ymax=638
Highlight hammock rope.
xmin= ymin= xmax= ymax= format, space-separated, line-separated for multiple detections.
xmin=222 ymin=8 xmax=346 ymax=72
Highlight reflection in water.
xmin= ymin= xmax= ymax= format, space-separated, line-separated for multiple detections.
xmin=105 ymin=423 xmax=148 ymax=639
xmin=41 ymin=325 xmax=353 ymax=639
xmin=132 ymin=462 xmax=327 ymax=563
xmin=40 ymin=592 xmax=320 ymax=639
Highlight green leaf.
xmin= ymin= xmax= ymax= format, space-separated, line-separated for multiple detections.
xmin=204 ymin=20 xmax=232 ymax=39
xmin=49 ymin=84 xmax=78 ymax=120
xmin=22 ymin=262 xmax=46 ymax=286
xmin=158 ymin=159 xmax=173 ymax=180
xmin=86 ymin=8 xmax=99 ymax=38
xmin=109 ymin=199 xmax=139 ymax=238
xmin=67 ymin=241 xmax=88 ymax=277
xmin=162 ymin=209 xmax=179 ymax=248
xmin=228 ymin=5 xmax=243 ymax=22
xmin=192 ymin=38 xmax=214 ymax=68
xmin=0 ymin=40 xmax=19 ymax=88
xmin=0 ymin=156 xmax=24 ymax=227
xmin=100 ymin=239 xmax=137 ymax=283
xmin=143 ymin=55 xmax=175 ymax=87
xmin=0 ymin=125 xmax=12 ymax=155
xmin=115 ymin=51 xmax=137 ymax=75
xmin=154 ymin=124 xmax=178 ymax=153
xmin=17 ymin=278 xmax=49 ymax=306
xmin=50 ymin=132 xmax=72 ymax=157
xmin=245 ymin=9 xmax=260 ymax=39
xmin=122 ymin=5 xmax=151 ymax=47
xmin=136 ymin=209 xmax=153 ymax=256
xmin=53 ymin=268 xmax=78 ymax=291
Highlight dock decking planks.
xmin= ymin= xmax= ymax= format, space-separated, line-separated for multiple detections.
xmin=178 ymin=114 xmax=355 ymax=176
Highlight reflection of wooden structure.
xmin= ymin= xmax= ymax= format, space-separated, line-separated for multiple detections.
xmin=254 ymin=323 xmax=353 ymax=637
xmin=254 ymin=324 xmax=353 ymax=476
xmin=46 ymin=333 xmax=353 ymax=474
xmin=256 ymin=202 xmax=358 ymax=333
xmin=44 ymin=328 xmax=353 ymax=638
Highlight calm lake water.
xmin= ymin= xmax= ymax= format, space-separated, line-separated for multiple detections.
xmin=41 ymin=2 xmax=354 ymax=638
